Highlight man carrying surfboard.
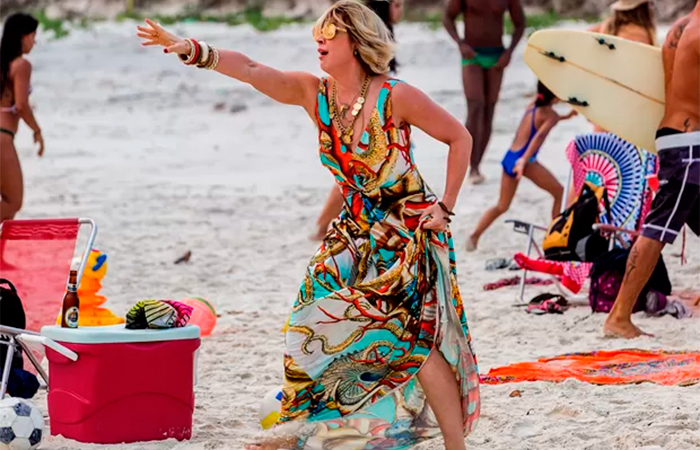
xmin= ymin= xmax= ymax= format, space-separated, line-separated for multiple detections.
xmin=443 ymin=0 xmax=525 ymax=185
xmin=605 ymin=2 xmax=700 ymax=339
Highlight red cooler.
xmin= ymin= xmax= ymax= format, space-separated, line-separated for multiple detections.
xmin=41 ymin=324 xmax=200 ymax=444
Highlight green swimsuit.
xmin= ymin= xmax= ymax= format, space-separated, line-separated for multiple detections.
xmin=462 ymin=46 xmax=505 ymax=69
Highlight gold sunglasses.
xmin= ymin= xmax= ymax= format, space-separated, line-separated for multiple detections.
xmin=313 ymin=22 xmax=347 ymax=41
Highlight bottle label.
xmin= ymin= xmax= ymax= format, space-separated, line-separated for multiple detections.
xmin=65 ymin=307 xmax=79 ymax=328
xmin=67 ymin=284 xmax=77 ymax=293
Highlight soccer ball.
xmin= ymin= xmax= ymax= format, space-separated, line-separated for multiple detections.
xmin=258 ymin=388 xmax=282 ymax=430
xmin=0 ymin=398 xmax=44 ymax=450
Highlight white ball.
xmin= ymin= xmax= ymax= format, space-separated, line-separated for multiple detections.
xmin=0 ymin=398 xmax=44 ymax=450
xmin=258 ymin=388 xmax=282 ymax=430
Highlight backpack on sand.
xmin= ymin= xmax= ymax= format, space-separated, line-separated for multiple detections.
xmin=542 ymin=181 xmax=612 ymax=262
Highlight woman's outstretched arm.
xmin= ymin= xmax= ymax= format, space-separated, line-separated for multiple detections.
xmin=137 ymin=19 xmax=318 ymax=113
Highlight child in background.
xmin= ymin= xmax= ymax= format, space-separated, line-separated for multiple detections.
xmin=467 ymin=82 xmax=577 ymax=251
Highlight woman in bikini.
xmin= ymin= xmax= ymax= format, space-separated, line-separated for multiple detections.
xmin=137 ymin=2 xmax=479 ymax=449
xmin=0 ymin=12 xmax=43 ymax=222
xmin=467 ymin=82 xmax=576 ymax=251
xmin=310 ymin=0 xmax=405 ymax=241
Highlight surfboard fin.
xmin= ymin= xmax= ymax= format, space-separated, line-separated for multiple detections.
xmin=594 ymin=36 xmax=616 ymax=51
xmin=542 ymin=51 xmax=565 ymax=63
xmin=566 ymin=97 xmax=589 ymax=107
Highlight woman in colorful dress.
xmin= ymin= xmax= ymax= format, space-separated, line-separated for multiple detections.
xmin=311 ymin=0 xmax=405 ymax=241
xmin=136 ymin=1 xmax=479 ymax=449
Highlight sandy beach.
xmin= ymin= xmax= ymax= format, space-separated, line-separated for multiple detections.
xmin=10 ymin=19 xmax=700 ymax=450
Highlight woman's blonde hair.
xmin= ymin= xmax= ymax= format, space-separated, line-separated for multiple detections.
xmin=313 ymin=0 xmax=395 ymax=75
xmin=602 ymin=3 xmax=657 ymax=46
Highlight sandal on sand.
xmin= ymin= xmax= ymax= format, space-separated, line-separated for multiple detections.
xmin=485 ymin=257 xmax=511 ymax=271
xmin=526 ymin=293 xmax=569 ymax=315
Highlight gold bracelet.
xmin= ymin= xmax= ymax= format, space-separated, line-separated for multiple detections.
xmin=205 ymin=46 xmax=219 ymax=70
xmin=196 ymin=41 xmax=210 ymax=67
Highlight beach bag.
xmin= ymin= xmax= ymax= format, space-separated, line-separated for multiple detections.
xmin=0 ymin=279 xmax=40 ymax=398
xmin=589 ymin=249 xmax=671 ymax=313
xmin=542 ymin=182 xmax=612 ymax=262
xmin=0 ymin=279 xmax=26 ymax=370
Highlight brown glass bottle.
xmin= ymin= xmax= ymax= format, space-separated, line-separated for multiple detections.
xmin=61 ymin=270 xmax=80 ymax=328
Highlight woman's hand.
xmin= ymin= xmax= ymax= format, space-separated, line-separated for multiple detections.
xmin=562 ymin=110 xmax=579 ymax=120
xmin=420 ymin=203 xmax=452 ymax=232
xmin=514 ymin=157 xmax=526 ymax=179
xmin=34 ymin=130 xmax=44 ymax=157
xmin=136 ymin=19 xmax=190 ymax=55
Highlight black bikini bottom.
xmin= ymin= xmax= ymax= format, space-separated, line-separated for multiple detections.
xmin=0 ymin=128 xmax=15 ymax=138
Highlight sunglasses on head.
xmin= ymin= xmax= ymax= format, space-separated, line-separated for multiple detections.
xmin=313 ymin=22 xmax=347 ymax=41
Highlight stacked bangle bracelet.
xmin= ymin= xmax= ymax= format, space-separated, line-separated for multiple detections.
xmin=178 ymin=39 xmax=219 ymax=70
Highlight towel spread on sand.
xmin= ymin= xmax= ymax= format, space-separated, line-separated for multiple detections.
xmin=480 ymin=350 xmax=700 ymax=386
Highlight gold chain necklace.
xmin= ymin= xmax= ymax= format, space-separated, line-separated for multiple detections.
xmin=330 ymin=75 xmax=371 ymax=145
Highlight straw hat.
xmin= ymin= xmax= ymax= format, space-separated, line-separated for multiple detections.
xmin=610 ymin=0 xmax=651 ymax=11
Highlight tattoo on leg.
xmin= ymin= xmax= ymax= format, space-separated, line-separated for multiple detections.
xmin=623 ymin=246 xmax=639 ymax=283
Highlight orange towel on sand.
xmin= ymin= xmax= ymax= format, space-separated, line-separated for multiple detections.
xmin=480 ymin=350 xmax=700 ymax=386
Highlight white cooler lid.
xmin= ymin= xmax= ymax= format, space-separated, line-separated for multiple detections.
xmin=41 ymin=324 xmax=201 ymax=344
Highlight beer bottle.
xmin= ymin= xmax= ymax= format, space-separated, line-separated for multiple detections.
xmin=61 ymin=270 xmax=80 ymax=328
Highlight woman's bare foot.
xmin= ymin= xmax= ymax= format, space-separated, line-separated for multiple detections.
xmin=603 ymin=317 xmax=653 ymax=339
xmin=244 ymin=436 xmax=297 ymax=450
xmin=466 ymin=235 xmax=478 ymax=252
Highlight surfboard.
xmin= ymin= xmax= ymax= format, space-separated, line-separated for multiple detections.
xmin=524 ymin=29 xmax=665 ymax=153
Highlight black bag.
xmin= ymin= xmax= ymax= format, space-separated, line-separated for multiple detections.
xmin=0 ymin=279 xmax=40 ymax=398
xmin=589 ymin=249 xmax=672 ymax=313
xmin=542 ymin=182 xmax=612 ymax=262
xmin=0 ymin=279 xmax=26 ymax=370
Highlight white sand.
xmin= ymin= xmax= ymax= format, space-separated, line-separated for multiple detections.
xmin=13 ymin=20 xmax=700 ymax=450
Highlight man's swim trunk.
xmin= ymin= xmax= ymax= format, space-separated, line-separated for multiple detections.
xmin=462 ymin=46 xmax=505 ymax=69
xmin=641 ymin=130 xmax=700 ymax=244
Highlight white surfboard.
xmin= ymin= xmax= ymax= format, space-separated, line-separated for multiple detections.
xmin=524 ymin=29 xmax=665 ymax=153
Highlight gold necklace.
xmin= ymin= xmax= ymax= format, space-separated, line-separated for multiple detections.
xmin=330 ymin=75 xmax=371 ymax=145
xmin=338 ymin=83 xmax=365 ymax=119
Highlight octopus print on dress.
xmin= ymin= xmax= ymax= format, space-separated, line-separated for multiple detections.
xmin=282 ymin=78 xmax=480 ymax=449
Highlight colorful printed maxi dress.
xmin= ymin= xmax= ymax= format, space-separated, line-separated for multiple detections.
xmin=280 ymin=78 xmax=480 ymax=449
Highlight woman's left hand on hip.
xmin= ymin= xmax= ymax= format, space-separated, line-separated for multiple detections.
xmin=420 ymin=203 xmax=451 ymax=232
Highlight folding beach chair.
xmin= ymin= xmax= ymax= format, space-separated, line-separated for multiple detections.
xmin=0 ymin=218 xmax=97 ymax=398
xmin=506 ymin=133 xmax=658 ymax=303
